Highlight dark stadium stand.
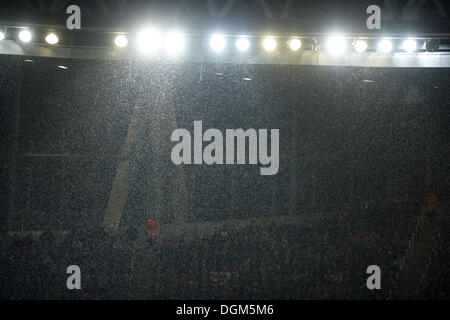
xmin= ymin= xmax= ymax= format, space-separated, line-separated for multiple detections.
xmin=1 ymin=200 xmax=447 ymax=299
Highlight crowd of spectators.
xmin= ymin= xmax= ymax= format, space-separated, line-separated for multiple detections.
xmin=153 ymin=205 xmax=416 ymax=299
xmin=0 ymin=201 xmax=444 ymax=299
xmin=0 ymin=228 xmax=133 ymax=299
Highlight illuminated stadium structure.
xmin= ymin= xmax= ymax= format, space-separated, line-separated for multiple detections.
xmin=0 ymin=0 xmax=449 ymax=300
xmin=1 ymin=26 xmax=450 ymax=67
xmin=0 ymin=0 xmax=449 ymax=67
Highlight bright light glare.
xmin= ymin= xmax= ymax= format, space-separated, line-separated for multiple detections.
xmin=165 ymin=32 xmax=185 ymax=55
xmin=0 ymin=32 xmax=5 ymax=41
xmin=137 ymin=29 xmax=161 ymax=53
xmin=262 ymin=37 xmax=277 ymax=51
xmin=402 ymin=39 xmax=416 ymax=52
xmin=45 ymin=33 xmax=59 ymax=45
xmin=210 ymin=34 xmax=226 ymax=51
xmin=114 ymin=35 xmax=128 ymax=48
xmin=353 ymin=40 xmax=368 ymax=53
xmin=378 ymin=39 xmax=392 ymax=53
xmin=236 ymin=37 xmax=250 ymax=52
xmin=288 ymin=38 xmax=301 ymax=51
xmin=18 ymin=29 xmax=32 ymax=43
xmin=326 ymin=36 xmax=346 ymax=54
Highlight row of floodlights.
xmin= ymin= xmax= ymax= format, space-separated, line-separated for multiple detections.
xmin=0 ymin=29 xmax=60 ymax=44
xmin=0 ymin=29 xmax=440 ymax=54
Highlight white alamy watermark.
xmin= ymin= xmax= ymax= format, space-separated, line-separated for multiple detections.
xmin=366 ymin=265 xmax=381 ymax=289
xmin=171 ymin=121 xmax=279 ymax=176
xmin=366 ymin=5 xmax=381 ymax=30
xmin=66 ymin=265 xmax=81 ymax=289
xmin=66 ymin=5 xmax=81 ymax=30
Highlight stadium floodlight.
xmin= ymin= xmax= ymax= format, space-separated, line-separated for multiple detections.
xmin=114 ymin=35 xmax=128 ymax=48
xmin=236 ymin=37 xmax=250 ymax=52
xmin=18 ymin=29 xmax=32 ymax=43
xmin=353 ymin=40 xmax=368 ymax=53
xmin=402 ymin=39 xmax=416 ymax=52
xmin=288 ymin=38 xmax=301 ymax=51
xmin=137 ymin=29 xmax=161 ymax=54
xmin=378 ymin=39 xmax=392 ymax=53
xmin=210 ymin=34 xmax=226 ymax=52
xmin=0 ymin=31 xmax=5 ymax=41
xmin=262 ymin=37 xmax=277 ymax=51
xmin=165 ymin=32 xmax=185 ymax=55
xmin=326 ymin=35 xmax=346 ymax=55
xmin=45 ymin=33 xmax=59 ymax=45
